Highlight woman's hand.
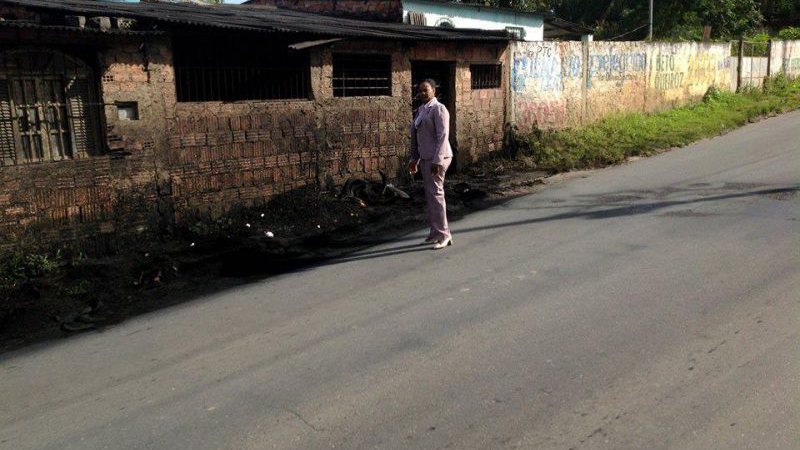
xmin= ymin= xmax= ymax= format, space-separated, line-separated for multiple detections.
xmin=431 ymin=163 xmax=444 ymax=176
xmin=408 ymin=160 xmax=419 ymax=175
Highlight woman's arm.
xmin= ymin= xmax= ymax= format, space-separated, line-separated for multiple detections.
xmin=410 ymin=121 xmax=420 ymax=161
xmin=432 ymin=105 xmax=450 ymax=165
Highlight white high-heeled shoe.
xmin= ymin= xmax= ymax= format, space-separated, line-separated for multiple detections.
xmin=432 ymin=237 xmax=453 ymax=250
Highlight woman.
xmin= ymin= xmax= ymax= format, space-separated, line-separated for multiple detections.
xmin=408 ymin=79 xmax=454 ymax=250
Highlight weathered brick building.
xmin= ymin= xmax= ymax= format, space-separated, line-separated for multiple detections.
xmin=0 ymin=0 xmax=510 ymax=253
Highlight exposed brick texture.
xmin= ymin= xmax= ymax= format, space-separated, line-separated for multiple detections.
xmin=411 ymin=43 xmax=508 ymax=165
xmin=0 ymin=6 xmax=508 ymax=254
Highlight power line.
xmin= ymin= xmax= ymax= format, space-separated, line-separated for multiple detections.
xmin=608 ymin=23 xmax=650 ymax=41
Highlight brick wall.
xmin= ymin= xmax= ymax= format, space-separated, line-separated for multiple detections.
xmin=0 ymin=36 xmax=173 ymax=253
xmin=411 ymin=42 xmax=508 ymax=166
xmin=166 ymin=40 xmax=411 ymax=221
xmin=248 ymin=0 xmax=404 ymax=22
xmin=0 ymin=23 xmax=509 ymax=254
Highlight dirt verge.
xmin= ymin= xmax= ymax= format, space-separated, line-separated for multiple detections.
xmin=0 ymin=166 xmax=549 ymax=353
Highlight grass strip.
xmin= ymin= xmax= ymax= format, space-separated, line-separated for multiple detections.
xmin=502 ymin=75 xmax=800 ymax=173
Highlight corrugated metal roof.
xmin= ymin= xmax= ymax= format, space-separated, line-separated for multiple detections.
xmin=0 ymin=0 xmax=511 ymax=41
xmin=0 ymin=19 xmax=166 ymax=35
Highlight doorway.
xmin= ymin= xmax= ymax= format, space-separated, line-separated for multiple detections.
xmin=411 ymin=60 xmax=457 ymax=169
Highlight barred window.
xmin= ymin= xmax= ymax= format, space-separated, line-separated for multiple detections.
xmin=174 ymin=33 xmax=310 ymax=102
xmin=470 ymin=64 xmax=503 ymax=90
xmin=333 ymin=54 xmax=392 ymax=97
xmin=505 ymin=26 xmax=526 ymax=41
xmin=0 ymin=50 xmax=100 ymax=166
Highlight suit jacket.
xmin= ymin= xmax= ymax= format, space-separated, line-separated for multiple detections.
xmin=410 ymin=98 xmax=453 ymax=165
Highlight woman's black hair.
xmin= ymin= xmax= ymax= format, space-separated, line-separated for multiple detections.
xmin=419 ymin=78 xmax=438 ymax=91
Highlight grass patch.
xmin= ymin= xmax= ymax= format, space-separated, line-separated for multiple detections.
xmin=500 ymin=75 xmax=800 ymax=174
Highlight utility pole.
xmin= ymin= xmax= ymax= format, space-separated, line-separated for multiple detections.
xmin=648 ymin=0 xmax=654 ymax=41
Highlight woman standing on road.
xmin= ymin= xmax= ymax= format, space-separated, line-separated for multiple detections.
xmin=408 ymin=79 xmax=454 ymax=250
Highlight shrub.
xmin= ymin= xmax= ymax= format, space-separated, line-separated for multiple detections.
xmin=777 ymin=27 xmax=800 ymax=40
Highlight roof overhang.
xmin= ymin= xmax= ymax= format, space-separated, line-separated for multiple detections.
xmin=0 ymin=0 xmax=511 ymax=42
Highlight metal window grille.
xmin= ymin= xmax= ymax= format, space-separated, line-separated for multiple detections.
xmin=174 ymin=34 xmax=310 ymax=102
xmin=0 ymin=79 xmax=15 ymax=165
xmin=505 ymin=26 xmax=526 ymax=41
xmin=0 ymin=50 xmax=100 ymax=166
xmin=333 ymin=54 xmax=392 ymax=98
xmin=470 ymin=64 xmax=502 ymax=90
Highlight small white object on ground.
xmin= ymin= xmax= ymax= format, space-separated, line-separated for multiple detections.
xmin=265 ymin=231 xmax=274 ymax=238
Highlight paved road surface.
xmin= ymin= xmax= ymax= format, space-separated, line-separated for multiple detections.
xmin=1 ymin=111 xmax=799 ymax=450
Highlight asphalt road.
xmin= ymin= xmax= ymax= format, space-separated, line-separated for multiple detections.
xmin=1 ymin=111 xmax=799 ymax=450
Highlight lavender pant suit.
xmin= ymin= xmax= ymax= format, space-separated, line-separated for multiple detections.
xmin=410 ymin=98 xmax=454 ymax=241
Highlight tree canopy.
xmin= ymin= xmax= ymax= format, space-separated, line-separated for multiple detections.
xmin=465 ymin=0 xmax=799 ymax=40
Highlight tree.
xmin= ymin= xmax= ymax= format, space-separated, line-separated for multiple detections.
xmin=457 ymin=0 xmax=789 ymax=40
xmin=695 ymin=0 xmax=763 ymax=38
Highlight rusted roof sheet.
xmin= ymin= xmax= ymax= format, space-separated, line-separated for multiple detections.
xmin=0 ymin=19 xmax=166 ymax=35
xmin=0 ymin=0 xmax=511 ymax=41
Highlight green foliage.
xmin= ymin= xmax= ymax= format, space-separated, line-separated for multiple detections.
xmin=777 ymin=26 xmax=800 ymax=40
xmin=2 ymin=252 xmax=61 ymax=280
xmin=763 ymin=73 xmax=793 ymax=95
xmin=0 ymin=252 xmax=63 ymax=295
xmin=510 ymin=78 xmax=800 ymax=173
xmin=482 ymin=0 xmax=796 ymax=42
xmin=695 ymin=0 xmax=763 ymax=39
xmin=480 ymin=0 xmax=550 ymax=12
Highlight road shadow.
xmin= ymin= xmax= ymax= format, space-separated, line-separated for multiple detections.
xmin=1 ymin=181 xmax=796 ymax=357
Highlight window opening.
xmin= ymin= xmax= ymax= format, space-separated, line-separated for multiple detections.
xmin=332 ymin=54 xmax=392 ymax=97
xmin=470 ymin=64 xmax=502 ymax=90
xmin=0 ymin=50 xmax=99 ymax=165
xmin=174 ymin=33 xmax=311 ymax=102
xmin=506 ymin=26 xmax=526 ymax=40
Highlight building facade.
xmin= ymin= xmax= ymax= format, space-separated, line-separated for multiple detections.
xmin=247 ymin=0 xmax=592 ymax=41
xmin=0 ymin=0 xmax=509 ymax=253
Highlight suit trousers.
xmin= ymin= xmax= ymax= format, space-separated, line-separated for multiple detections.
xmin=421 ymin=158 xmax=452 ymax=240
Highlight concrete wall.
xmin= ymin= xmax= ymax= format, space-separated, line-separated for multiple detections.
xmin=730 ymin=40 xmax=800 ymax=90
xmin=403 ymin=0 xmax=544 ymax=41
xmin=770 ymin=40 xmax=800 ymax=78
xmin=737 ymin=57 xmax=769 ymax=88
xmin=512 ymin=41 xmax=733 ymax=130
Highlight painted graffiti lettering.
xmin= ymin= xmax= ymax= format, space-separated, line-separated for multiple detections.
xmin=655 ymin=54 xmax=675 ymax=72
xmin=587 ymin=52 xmax=646 ymax=88
xmin=512 ymin=52 xmax=583 ymax=93
xmin=511 ymin=42 xmax=737 ymax=132
xmin=688 ymin=53 xmax=718 ymax=73
xmin=783 ymin=57 xmax=800 ymax=73
xmin=654 ymin=72 xmax=685 ymax=90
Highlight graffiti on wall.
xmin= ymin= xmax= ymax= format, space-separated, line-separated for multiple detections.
xmin=587 ymin=51 xmax=646 ymax=88
xmin=512 ymin=45 xmax=582 ymax=93
xmin=512 ymin=41 xmax=745 ymax=132
xmin=516 ymin=101 xmax=568 ymax=128
xmin=652 ymin=53 xmax=685 ymax=91
xmin=784 ymin=58 xmax=800 ymax=73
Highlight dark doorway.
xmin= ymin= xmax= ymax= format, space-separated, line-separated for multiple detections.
xmin=411 ymin=60 xmax=457 ymax=169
